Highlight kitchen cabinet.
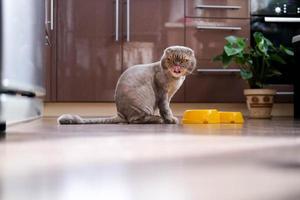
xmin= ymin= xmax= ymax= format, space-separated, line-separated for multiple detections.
xmin=49 ymin=0 xmax=184 ymax=102
xmin=185 ymin=0 xmax=250 ymax=102
xmin=55 ymin=0 xmax=123 ymax=101
xmin=46 ymin=0 xmax=252 ymax=103
xmin=44 ymin=0 xmax=53 ymax=101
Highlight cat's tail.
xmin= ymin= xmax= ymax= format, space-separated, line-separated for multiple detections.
xmin=57 ymin=114 xmax=127 ymax=124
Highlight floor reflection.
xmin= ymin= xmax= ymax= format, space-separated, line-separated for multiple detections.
xmin=183 ymin=124 xmax=243 ymax=136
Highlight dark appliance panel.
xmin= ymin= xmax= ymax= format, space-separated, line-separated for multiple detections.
xmin=251 ymin=0 xmax=300 ymax=16
xmin=293 ymin=35 xmax=300 ymax=118
xmin=251 ymin=0 xmax=300 ymax=84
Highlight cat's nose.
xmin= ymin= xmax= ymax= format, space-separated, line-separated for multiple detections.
xmin=173 ymin=65 xmax=181 ymax=73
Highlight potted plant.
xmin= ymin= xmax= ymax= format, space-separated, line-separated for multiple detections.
xmin=213 ymin=32 xmax=294 ymax=119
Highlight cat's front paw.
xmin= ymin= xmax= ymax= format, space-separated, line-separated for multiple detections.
xmin=164 ymin=116 xmax=179 ymax=124
xmin=57 ymin=114 xmax=82 ymax=124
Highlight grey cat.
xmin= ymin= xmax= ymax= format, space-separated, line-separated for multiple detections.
xmin=58 ymin=46 xmax=196 ymax=124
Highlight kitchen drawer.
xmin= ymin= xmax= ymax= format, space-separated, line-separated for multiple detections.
xmin=185 ymin=73 xmax=247 ymax=102
xmin=186 ymin=0 xmax=250 ymax=18
xmin=196 ymin=59 xmax=240 ymax=69
xmin=186 ymin=18 xmax=250 ymax=60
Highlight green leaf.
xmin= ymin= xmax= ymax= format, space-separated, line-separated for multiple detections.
xmin=280 ymin=45 xmax=294 ymax=56
xmin=235 ymin=54 xmax=246 ymax=65
xmin=240 ymin=69 xmax=253 ymax=80
xmin=212 ymin=51 xmax=233 ymax=67
xmin=254 ymin=32 xmax=272 ymax=55
xmin=255 ymin=82 xmax=264 ymax=88
xmin=222 ymin=52 xmax=233 ymax=67
xmin=257 ymin=39 xmax=268 ymax=55
xmin=225 ymin=35 xmax=246 ymax=46
xmin=270 ymin=54 xmax=286 ymax=64
xmin=224 ymin=45 xmax=243 ymax=56
xmin=236 ymin=38 xmax=246 ymax=49
xmin=247 ymin=59 xmax=253 ymax=65
xmin=266 ymin=69 xmax=282 ymax=77
xmin=225 ymin=36 xmax=238 ymax=44
xmin=253 ymin=32 xmax=264 ymax=44
xmin=264 ymin=37 xmax=275 ymax=49
xmin=223 ymin=35 xmax=246 ymax=56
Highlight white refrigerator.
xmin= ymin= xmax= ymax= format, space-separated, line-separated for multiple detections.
xmin=0 ymin=0 xmax=45 ymax=131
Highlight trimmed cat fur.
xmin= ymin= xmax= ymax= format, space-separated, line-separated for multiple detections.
xmin=58 ymin=46 xmax=196 ymax=124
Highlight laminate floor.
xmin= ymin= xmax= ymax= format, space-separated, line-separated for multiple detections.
xmin=1 ymin=117 xmax=300 ymax=200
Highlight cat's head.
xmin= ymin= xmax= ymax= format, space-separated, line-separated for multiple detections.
xmin=161 ymin=46 xmax=196 ymax=78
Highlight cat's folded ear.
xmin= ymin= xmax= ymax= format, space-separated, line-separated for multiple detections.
xmin=186 ymin=48 xmax=195 ymax=56
xmin=187 ymin=53 xmax=197 ymax=74
xmin=164 ymin=47 xmax=172 ymax=55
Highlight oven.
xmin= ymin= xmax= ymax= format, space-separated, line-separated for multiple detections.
xmin=251 ymin=0 xmax=300 ymax=85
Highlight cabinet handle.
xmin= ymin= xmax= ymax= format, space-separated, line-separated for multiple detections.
xmin=115 ymin=0 xmax=119 ymax=41
xmin=127 ymin=0 xmax=130 ymax=42
xmin=197 ymin=69 xmax=240 ymax=73
xmin=50 ymin=0 xmax=54 ymax=30
xmin=195 ymin=5 xmax=241 ymax=9
xmin=276 ymin=92 xmax=294 ymax=95
xmin=264 ymin=17 xmax=300 ymax=23
xmin=45 ymin=0 xmax=54 ymax=30
xmin=45 ymin=0 xmax=48 ymax=27
xmin=196 ymin=25 xmax=242 ymax=31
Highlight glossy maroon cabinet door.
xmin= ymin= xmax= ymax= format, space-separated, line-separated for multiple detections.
xmin=56 ymin=0 xmax=122 ymax=101
xmin=55 ymin=0 xmax=185 ymax=102
xmin=186 ymin=18 xmax=250 ymax=61
xmin=185 ymin=18 xmax=250 ymax=102
xmin=44 ymin=0 xmax=58 ymax=102
xmin=185 ymin=73 xmax=247 ymax=102
xmin=123 ymin=0 xmax=185 ymax=102
xmin=122 ymin=0 xmax=184 ymax=67
xmin=44 ymin=0 xmax=52 ymax=101
xmin=44 ymin=41 xmax=52 ymax=101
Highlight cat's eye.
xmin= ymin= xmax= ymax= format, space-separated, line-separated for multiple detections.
xmin=184 ymin=59 xmax=189 ymax=62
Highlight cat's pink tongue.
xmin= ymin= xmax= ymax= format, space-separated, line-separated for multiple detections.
xmin=173 ymin=66 xmax=181 ymax=73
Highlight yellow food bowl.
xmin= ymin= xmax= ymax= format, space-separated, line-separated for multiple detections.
xmin=182 ymin=110 xmax=244 ymax=124
xmin=182 ymin=109 xmax=220 ymax=124
xmin=219 ymin=112 xmax=244 ymax=124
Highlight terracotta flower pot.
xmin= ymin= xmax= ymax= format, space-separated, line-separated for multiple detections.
xmin=244 ymin=89 xmax=276 ymax=119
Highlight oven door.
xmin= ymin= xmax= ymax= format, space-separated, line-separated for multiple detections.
xmin=251 ymin=16 xmax=299 ymax=84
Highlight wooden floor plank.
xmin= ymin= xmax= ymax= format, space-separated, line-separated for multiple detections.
xmin=0 ymin=118 xmax=300 ymax=200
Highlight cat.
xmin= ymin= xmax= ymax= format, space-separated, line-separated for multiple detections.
xmin=58 ymin=46 xmax=196 ymax=124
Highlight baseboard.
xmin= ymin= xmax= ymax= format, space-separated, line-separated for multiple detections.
xmin=44 ymin=103 xmax=293 ymax=117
